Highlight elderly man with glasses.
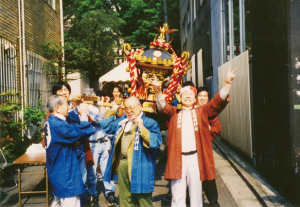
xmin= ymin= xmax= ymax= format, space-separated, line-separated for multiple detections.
xmin=100 ymin=96 xmax=162 ymax=207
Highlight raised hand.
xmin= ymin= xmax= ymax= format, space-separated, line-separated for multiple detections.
xmin=111 ymin=101 xmax=121 ymax=111
xmin=148 ymin=74 xmax=162 ymax=95
xmin=97 ymin=96 xmax=104 ymax=106
xmin=78 ymin=103 xmax=89 ymax=116
xmin=134 ymin=117 xmax=144 ymax=130
xmin=225 ymin=67 xmax=238 ymax=86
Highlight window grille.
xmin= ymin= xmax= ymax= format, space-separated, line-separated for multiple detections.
xmin=27 ymin=51 xmax=52 ymax=110
xmin=0 ymin=38 xmax=18 ymax=101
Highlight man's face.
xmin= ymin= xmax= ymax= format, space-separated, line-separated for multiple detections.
xmin=124 ymin=99 xmax=142 ymax=121
xmin=57 ymin=97 xmax=69 ymax=117
xmin=56 ymin=85 xmax=70 ymax=101
xmin=181 ymin=90 xmax=196 ymax=107
xmin=197 ymin=91 xmax=209 ymax=106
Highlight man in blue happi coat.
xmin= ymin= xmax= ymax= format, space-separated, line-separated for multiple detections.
xmin=44 ymin=95 xmax=95 ymax=207
xmin=101 ymin=96 xmax=162 ymax=207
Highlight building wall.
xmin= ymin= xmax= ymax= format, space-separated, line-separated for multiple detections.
xmin=210 ymin=0 xmax=223 ymax=96
xmin=0 ymin=0 xmax=20 ymax=42
xmin=251 ymin=0 xmax=300 ymax=204
xmin=23 ymin=0 xmax=61 ymax=55
xmin=181 ymin=0 xmax=300 ymax=204
xmin=180 ymin=0 xmax=212 ymax=88
xmin=1 ymin=0 xmax=61 ymax=53
xmin=0 ymin=0 xmax=22 ymax=92
xmin=289 ymin=0 xmax=300 ymax=204
xmin=251 ymin=0 xmax=295 ymax=202
xmin=67 ymin=73 xmax=90 ymax=99
xmin=194 ymin=0 xmax=212 ymax=88
xmin=0 ymin=0 xmax=61 ymax=105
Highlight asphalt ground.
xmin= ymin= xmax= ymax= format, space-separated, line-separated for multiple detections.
xmin=0 ymin=143 xmax=238 ymax=207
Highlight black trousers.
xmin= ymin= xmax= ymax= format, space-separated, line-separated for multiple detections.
xmin=202 ymin=179 xmax=220 ymax=207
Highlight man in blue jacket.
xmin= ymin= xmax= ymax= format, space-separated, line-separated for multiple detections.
xmin=44 ymin=95 xmax=95 ymax=207
xmin=101 ymin=96 xmax=162 ymax=207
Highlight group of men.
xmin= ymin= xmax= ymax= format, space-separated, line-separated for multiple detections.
xmin=44 ymin=68 xmax=236 ymax=207
xmin=44 ymin=83 xmax=117 ymax=207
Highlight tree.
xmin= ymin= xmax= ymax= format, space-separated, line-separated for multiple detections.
xmin=61 ymin=0 xmax=180 ymax=87
xmin=63 ymin=0 xmax=125 ymax=87
xmin=42 ymin=42 xmax=64 ymax=82
xmin=110 ymin=0 xmax=181 ymax=51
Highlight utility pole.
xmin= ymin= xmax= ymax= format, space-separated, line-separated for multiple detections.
xmin=164 ymin=0 xmax=170 ymax=42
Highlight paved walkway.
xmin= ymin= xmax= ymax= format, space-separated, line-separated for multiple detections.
xmin=0 ymin=139 xmax=290 ymax=207
xmin=0 ymin=149 xmax=237 ymax=207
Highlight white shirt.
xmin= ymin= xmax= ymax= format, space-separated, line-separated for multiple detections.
xmin=181 ymin=109 xmax=197 ymax=152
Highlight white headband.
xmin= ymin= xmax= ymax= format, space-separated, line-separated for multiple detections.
xmin=180 ymin=86 xmax=197 ymax=96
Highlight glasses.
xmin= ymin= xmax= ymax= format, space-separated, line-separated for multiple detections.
xmin=124 ymin=104 xmax=140 ymax=113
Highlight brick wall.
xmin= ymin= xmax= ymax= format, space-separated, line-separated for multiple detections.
xmin=23 ymin=0 xmax=61 ymax=55
xmin=0 ymin=0 xmax=61 ymax=100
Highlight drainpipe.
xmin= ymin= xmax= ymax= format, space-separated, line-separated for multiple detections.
xmin=18 ymin=0 xmax=24 ymax=132
xmin=221 ymin=0 xmax=227 ymax=64
xmin=59 ymin=0 xmax=65 ymax=79
xmin=239 ymin=0 xmax=245 ymax=53
xmin=21 ymin=0 xmax=27 ymax=106
xmin=228 ymin=0 xmax=234 ymax=60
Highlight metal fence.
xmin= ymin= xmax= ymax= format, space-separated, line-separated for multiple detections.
xmin=27 ymin=51 xmax=52 ymax=109
xmin=0 ymin=38 xmax=18 ymax=98
xmin=218 ymin=50 xmax=252 ymax=158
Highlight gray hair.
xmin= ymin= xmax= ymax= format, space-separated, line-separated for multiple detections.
xmin=82 ymin=88 xmax=96 ymax=96
xmin=47 ymin=95 xmax=64 ymax=113
xmin=124 ymin=96 xmax=141 ymax=106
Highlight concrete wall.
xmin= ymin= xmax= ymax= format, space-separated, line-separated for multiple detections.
xmin=67 ymin=73 xmax=90 ymax=100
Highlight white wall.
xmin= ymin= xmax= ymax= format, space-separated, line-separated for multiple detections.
xmin=67 ymin=72 xmax=90 ymax=99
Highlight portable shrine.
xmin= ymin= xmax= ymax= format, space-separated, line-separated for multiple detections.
xmin=123 ymin=23 xmax=191 ymax=112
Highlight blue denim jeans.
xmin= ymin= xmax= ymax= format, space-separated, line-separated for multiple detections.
xmin=74 ymin=144 xmax=88 ymax=205
xmin=76 ymin=143 xmax=97 ymax=206
xmin=90 ymin=141 xmax=116 ymax=197
xmin=86 ymin=165 xmax=97 ymax=196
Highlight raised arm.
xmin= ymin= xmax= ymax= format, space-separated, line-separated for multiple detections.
xmin=59 ymin=103 xmax=95 ymax=143
xmin=206 ymin=67 xmax=237 ymax=118
xmin=46 ymin=115 xmax=95 ymax=145
xmin=219 ymin=67 xmax=237 ymax=100
xmin=88 ymin=105 xmax=105 ymax=125
xmin=100 ymin=102 xmax=124 ymax=135
xmin=151 ymin=74 xmax=177 ymax=116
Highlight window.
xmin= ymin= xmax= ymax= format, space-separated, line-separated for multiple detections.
xmin=225 ymin=0 xmax=251 ymax=61
xmin=27 ymin=51 xmax=52 ymax=109
xmin=0 ymin=38 xmax=17 ymax=99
